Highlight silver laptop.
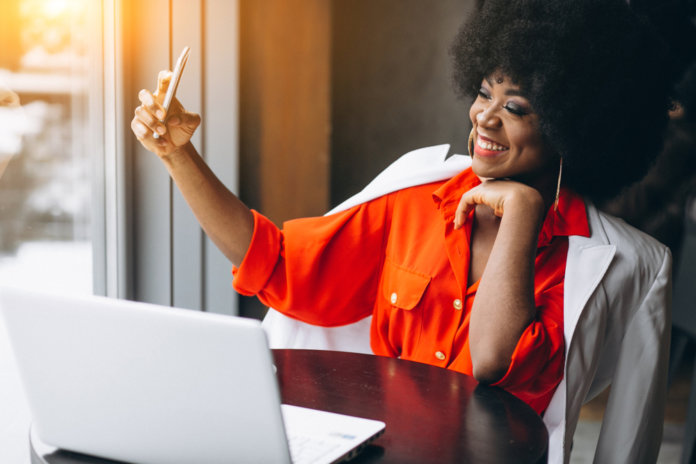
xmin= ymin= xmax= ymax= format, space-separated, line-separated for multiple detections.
xmin=0 ymin=286 xmax=385 ymax=464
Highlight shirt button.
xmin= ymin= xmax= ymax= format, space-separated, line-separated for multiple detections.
xmin=390 ymin=292 xmax=398 ymax=304
xmin=435 ymin=351 xmax=446 ymax=361
xmin=453 ymin=299 xmax=463 ymax=310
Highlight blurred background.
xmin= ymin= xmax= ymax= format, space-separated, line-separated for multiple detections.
xmin=0 ymin=0 xmax=93 ymax=295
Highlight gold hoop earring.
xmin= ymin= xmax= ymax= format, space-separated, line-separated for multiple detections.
xmin=554 ymin=157 xmax=563 ymax=212
xmin=468 ymin=125 xmax=476 ymax=157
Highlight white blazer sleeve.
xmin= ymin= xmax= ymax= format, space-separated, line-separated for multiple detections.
xmin=593 ymin=248 xmax=672 ymax=463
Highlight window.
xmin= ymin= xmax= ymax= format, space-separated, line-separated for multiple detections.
xmin=0 ymin=0 xmax=240 ymax=309
xmin=0 ymin=0 xmax=102 ymax=295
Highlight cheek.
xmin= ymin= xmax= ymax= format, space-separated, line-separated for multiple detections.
xmin=520 ymin=139 xmax=554 ymax=169
xmin=469 ymin=102 xmax=481 ymax=124
xmin=510 ymin=127 xmax=553 ymax=164
xmin=510 ymin=125 xmax=543 ymax=151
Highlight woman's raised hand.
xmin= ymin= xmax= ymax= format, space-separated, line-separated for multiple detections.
xmin=131 ymin=70 xmax=201 ymax=159
xmin=453 ymin=179 xmax=545 ymax=230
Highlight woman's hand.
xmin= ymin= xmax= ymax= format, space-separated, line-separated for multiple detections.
xmin=453 ymin=179 xmax=545 ymax=230
xmin=131 ymin=70 xmax=201 ymax=160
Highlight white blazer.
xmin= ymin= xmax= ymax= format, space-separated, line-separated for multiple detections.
xmin=262 ymin=145 xmax=672 ymax=463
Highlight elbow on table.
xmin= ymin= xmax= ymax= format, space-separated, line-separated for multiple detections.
xmin=472 ymin=356 xmax=510 ymax=385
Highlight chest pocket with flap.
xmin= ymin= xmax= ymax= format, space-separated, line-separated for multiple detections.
xmin=382 ymin=258 xmax=431 ymax=310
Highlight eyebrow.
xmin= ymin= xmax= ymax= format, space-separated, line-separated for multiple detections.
xmin=484 ymin=76 xmax=527 ymax=98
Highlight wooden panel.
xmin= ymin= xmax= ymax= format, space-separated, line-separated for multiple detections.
xmin=240 ymin=0 xmax=331 ymax=225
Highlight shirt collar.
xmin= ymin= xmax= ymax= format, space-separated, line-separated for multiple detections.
xmin=432 ymin=167 xmax=590 ymax=246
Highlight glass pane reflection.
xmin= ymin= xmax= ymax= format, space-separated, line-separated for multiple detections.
xmin=0 ymin=0 xmax=94 ymax=295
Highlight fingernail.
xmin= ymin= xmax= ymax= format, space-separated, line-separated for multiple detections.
xmin=157 ymin=110 xmax=165 ymax=119
xmin=157 ymin=126 xmax=166 ymax=135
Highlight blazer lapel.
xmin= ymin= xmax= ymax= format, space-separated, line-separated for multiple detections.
xmin=544 ymin=205 xmax=616 ymax=463
xmin=563 ymin=205 xmax=615 ymax=344
xmin=564 ymin=238 xmax=615 ymax=344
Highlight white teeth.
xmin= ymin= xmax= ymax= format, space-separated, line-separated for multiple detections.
xmin=477 ymin=138 xmax=507 ymax=151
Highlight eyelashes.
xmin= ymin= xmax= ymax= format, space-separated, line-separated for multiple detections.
xmin=477 ymin=88 xmax=531 ymax=117
xmin=503 ymin=103 xmax=529 ymax=116
xmin=477 ymin=88 xmax=490 ymax=99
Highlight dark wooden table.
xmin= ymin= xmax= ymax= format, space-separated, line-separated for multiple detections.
xmin=31 ymin=349 xmax=548 ymax=463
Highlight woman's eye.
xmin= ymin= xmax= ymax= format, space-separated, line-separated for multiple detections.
xmin=477 ymin=88 xmax=491 ymax=99
xmin=503 ymin=103 xmax=529 ymax=116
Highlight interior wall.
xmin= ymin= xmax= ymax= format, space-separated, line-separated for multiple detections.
xmin=330 ymin=0 xmax=475 ymax=205
xmin=239 ymin=0 xmax=331 ymax=225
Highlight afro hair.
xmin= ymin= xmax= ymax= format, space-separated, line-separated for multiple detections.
xmin=450 ymin=0 xmax=676 ymax=202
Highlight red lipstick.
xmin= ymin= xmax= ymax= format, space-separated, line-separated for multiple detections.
xmin=473 ymin=134 xmax=509 ymax=157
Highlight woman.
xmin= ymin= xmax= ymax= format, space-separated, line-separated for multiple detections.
xmin=131 ymin=0 xmax=673 ymax=462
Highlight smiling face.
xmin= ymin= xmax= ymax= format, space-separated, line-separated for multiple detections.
xmin=468 ymin=73 xmax=557 ymax=191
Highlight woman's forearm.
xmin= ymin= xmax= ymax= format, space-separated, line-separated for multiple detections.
xmin=161 ymin=142 xmax=254 ymax=266
xmin=468 ymin=198 xmax=544 ymax=384
xmin=131 ymin=73 xmax=254 ymax=266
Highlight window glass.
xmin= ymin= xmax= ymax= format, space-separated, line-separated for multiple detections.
xmin=0 ymin=0 xmax=96 ymax=295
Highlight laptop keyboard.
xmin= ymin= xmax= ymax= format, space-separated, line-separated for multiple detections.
xmin=287 ymin=433 xmax=342 ymax=464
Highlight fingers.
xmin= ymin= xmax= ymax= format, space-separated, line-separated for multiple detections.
xmin=138 ymin=88 xmax=166 ymax=119
xmin=131 ymin=117 xmax=150 ymax=141
xmin=134 ymin=105 xmax=167 ymax=137
xmin=453 ymin=182 xmax=508 ymax=229
xmin=156 ymin=70 xmax=172 ymax=98
xmin=132 ymin=111 xmax=165 ymax=141
xmin=135 ymin=88 xmax=168 ymax=138
xmin=454 ymin=193 xmax=477 ymax=229
xmin=131 ymin=117 xmax=170 ymax=155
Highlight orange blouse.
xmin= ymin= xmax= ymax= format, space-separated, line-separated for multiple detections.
xmin=233 ymin=168 xmax=589 ymax=414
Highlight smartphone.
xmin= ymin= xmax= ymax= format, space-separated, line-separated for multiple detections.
xmin=153 ymin=46 xmax=190 ymax=139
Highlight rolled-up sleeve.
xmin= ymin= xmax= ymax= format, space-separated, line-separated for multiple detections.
xmin=233 ymin=196 xmax=391 ymax=327
xmin=232 ymin=210 xmax=283 ymax=296
xmin=492 ymin=280 xmax=566 ymax=413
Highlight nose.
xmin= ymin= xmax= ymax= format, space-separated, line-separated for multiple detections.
xmin=475 ymin=104 xmax=502 ymax=127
